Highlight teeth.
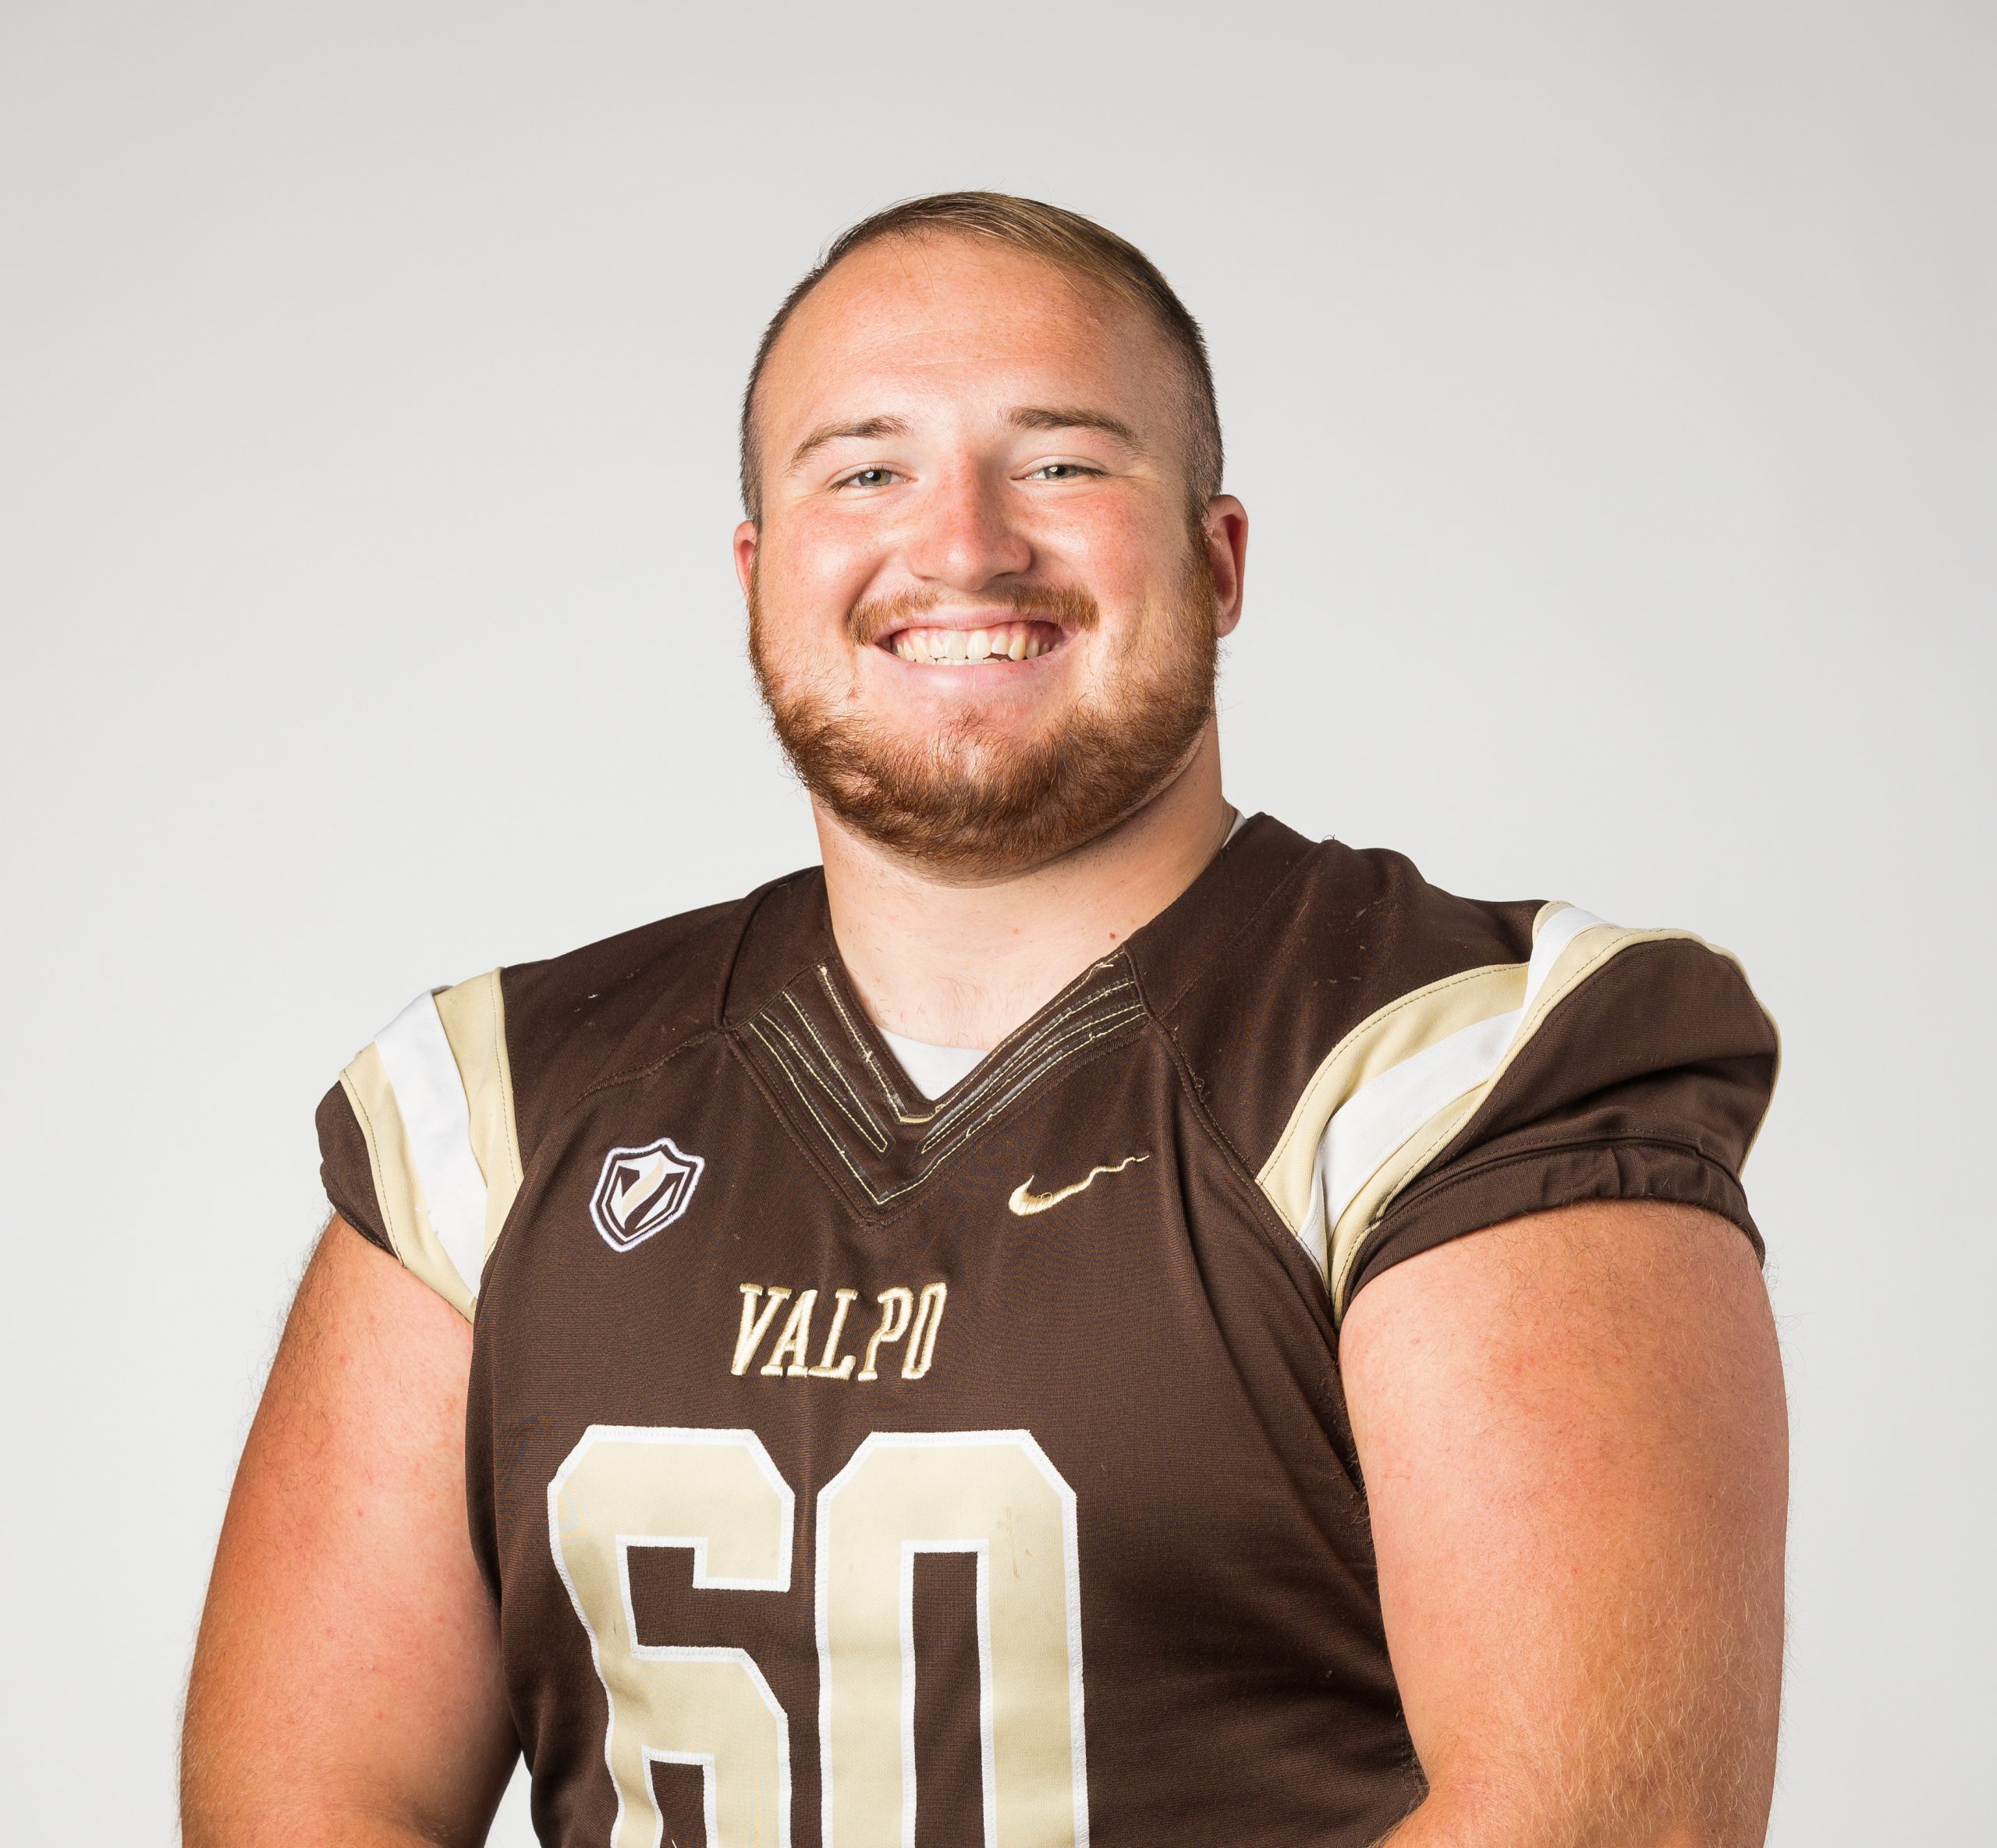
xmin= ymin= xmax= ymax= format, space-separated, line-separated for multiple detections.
xmin=888 ymin=621 xmax=1057 ymax=665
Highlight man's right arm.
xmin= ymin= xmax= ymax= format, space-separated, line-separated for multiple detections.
xmin=181 ymin=1215 xmax=519 ymax=1848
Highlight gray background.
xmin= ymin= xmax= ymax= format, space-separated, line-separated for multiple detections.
xmin=2 ymin=2 xmax=1988 ymax=1840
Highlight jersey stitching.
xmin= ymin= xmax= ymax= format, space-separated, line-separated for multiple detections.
xmin=919 ymin=972 xmax=1136 ymax=1144
xmin=1359 ymin=933 xmax=1685 ymax=1213
xmin=867 ymin=1024 xmax=1152 ymax=1225
xmin=950 ymin=1013 xmax=1146 ymax=1150
xmin=780 ymin=991 xmax=889 ymax=1144
xmin=935 ymin=1006 xmax=1144 ymax=1151
xmin=925 ymin=1002 xmax=1147 ymax=1152
xmin=747 ymin=1020 xmax=927 ymax=1206
xmin=723 ymin=1030 xmax=891 ymax=1214
xmin=1345 ymin=1135 xmax=1747 ymax=1297
xmin=816 ymin=964 xmax=913 ymax=1116
xmin=1144 ymin=838 xmax=1318 ymax=1020
xmin=1326 ymin=934 xmax=1707 ymax=1311
xmin=742 ymin=1001 xmax=1149 ymax=1211
xmin=920 ymin=991 xmax=1123 ymax=1148
xmin=572 ymin=1026 xmax=723 ymax=1107
xmin=1147 ymin=1016 xmax=1347 ymax=1361
xmin=752 ymin=1012 xmax=892 ymax=1154
xmin=749 ymin=1018 xmax=887 ymax=1190
xmin=920 ymin=990 xmax=1130 ymax=1147
xmin=817 ymin=954 xmax=1132 ymax=1133
xmin=339 ymin=1075 xmax=406 ymax=1264
xmin=757 ymin=1011 xmax=884 ymax=1150
xmin=484 ymin=970 xmax=526 ymax=1201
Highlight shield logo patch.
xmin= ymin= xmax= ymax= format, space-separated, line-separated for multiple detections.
xmin=590 ymin=1136 xmax=705 ymax=1252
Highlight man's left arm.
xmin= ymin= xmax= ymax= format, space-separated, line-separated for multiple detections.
xmin=1341 ymin=1199 xmax=1787 ymax=1848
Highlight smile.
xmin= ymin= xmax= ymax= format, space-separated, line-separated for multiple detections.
xmin=878 ymin=619 xmax=1066 ymax=666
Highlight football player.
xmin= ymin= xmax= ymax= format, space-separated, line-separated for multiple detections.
xmin=183 ymin=193 xmax=1786 ymax=1848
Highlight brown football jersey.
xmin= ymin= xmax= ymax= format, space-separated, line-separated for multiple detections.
xmin=316 ymin=814 xmax=1779 ymax=1848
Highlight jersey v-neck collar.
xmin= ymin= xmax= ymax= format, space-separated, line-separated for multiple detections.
xmin=717 ymin=813 xmax=1314 ymax=1218
xmin=878 ymin=799 xmax=1242 ymax=1101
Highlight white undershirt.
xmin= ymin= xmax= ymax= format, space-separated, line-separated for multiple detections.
xmin=872 ymin=809 xmax=1249 ymax=1101
xmin=879 ymin=1028 xmax=986 ymax=1101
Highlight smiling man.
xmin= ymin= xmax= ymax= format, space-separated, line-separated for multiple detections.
xmin=184 ymin=195 xmax=1787 ymax=1848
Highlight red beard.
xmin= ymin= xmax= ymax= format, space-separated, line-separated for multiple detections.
xmin=750 ymin=537 xmax=1218 ymax=878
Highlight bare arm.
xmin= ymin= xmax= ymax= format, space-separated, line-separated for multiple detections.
xmin=182 ymin=1216 xmax=518 ymax=1848
xmin=1342 ymin=1201 xmax=1787 ymax=1848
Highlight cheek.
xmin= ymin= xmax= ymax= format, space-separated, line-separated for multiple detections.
xmin=752 ymin=520 xmax=879 ymax=676
xmin=1041 ymin=498 xmax=1173 ymax=595
xmin=764 ymin=510 xmax=880 ymax=605
xmin=1052 ymin=510 xmax=1197 ymax=646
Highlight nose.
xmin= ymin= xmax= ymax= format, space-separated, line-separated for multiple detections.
xmin=903 ymin=463 xmax=1033 ymax=592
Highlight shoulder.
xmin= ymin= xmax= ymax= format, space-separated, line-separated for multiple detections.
xmin=1160 ymin=826 xmax=1779 ymax=1319
xmin=317 ymin=871 xmax=815 ymax=1318
xmin=500 ymin=884 xmax=787 ymax=1147
xmin=1156 ymin=832 xmax=1548 ymax=1121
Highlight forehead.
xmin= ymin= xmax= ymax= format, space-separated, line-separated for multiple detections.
xmin=757 ymin=234 xmax=1180 ymax=438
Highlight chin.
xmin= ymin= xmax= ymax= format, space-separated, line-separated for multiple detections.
xmin=750 ymin=576 xmax=1217 ymax=877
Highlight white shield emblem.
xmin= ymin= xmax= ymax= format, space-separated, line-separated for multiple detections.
xmin=590 ymin=1136 xmax=704 ymax=1252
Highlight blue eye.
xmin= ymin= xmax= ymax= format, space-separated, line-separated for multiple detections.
xmin=1030 ymin=463 xmax=1098 ymax=481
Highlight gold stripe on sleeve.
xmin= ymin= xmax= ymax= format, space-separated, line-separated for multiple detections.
xmin=1257 ymin=913 xmax=1743 ymax=1319
xmin=1255 ymin=962 xmax=1524 ymax=1235
xmin=339 ymin=1042 xmax=476 ymax=1319
xmin=1321 ymin=923 xmax=1699 ymax=1314
xmin=336 ymin=967 xmax=523 ymax=1321
xmin=432 ymin=967 xmax=526 ymax=1261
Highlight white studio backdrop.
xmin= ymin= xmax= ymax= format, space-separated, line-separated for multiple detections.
xmin=2 ymin=4 xmax=1988 ymax=1841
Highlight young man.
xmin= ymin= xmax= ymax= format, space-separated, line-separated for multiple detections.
xmin=183 ymin=195 xmax=1786 ymax=1848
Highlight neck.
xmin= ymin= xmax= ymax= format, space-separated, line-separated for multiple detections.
xmin=814 ymin=725 xmax=1233 ymax=1050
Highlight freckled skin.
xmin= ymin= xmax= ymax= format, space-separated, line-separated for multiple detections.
xmin=737 ymin=233 xmax=1240 ymax=786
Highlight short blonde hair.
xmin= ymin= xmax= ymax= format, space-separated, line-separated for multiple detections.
xmin=739 ymin=191 xmax=1223 ymax=522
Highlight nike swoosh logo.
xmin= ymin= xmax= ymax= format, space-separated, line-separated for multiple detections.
xmin=1007 ymin=1153 xmax=1148 ymax=1217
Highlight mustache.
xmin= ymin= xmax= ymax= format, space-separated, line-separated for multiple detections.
xmin=846 ymin=581 xmax=1101 ymax=647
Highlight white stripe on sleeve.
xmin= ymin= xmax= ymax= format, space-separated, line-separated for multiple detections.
xmin=1304 ymin=904 xmax=1606 ymax=1268
xmin=373 ymin=991 xmax=491 ymax=1300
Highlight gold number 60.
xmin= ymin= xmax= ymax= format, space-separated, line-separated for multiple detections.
xmin=549 ymin=1425 xmax=1090 ymax=1848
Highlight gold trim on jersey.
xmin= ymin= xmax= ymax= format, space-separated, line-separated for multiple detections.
xmin=744 ymin=956 xmax=1144 ymax=1211
xmin=1257 ymin=960 xmax=1522 ymax=1230
xmin=1257 ymin=910 xmax=1728 ymax=1320
xmin=338 ymin=967 xmax=523 ymax=1321
xmin=434 ymin=967 xmax=527 ymax=1257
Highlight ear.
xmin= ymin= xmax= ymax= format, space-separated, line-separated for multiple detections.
xmin=732 ymin=520 xmax=759 ymax=602
xmin=1202 ymin=496 xmax=1248 ymax=637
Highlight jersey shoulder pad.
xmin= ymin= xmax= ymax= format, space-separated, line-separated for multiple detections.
xmin=1168 ymin=839 xmax=1779 ymax=1318
xmin=326 ymin=967 xmax=520 ymax=1319
xmin=317 ymin=881 xmax=782 ymax=1317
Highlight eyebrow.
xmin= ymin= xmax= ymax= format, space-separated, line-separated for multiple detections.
xmin=783 ymin=405 xmax=1151 ymax=475
xmin=785 ymin=416 xmax=910 ymax=474
xmin=1008 ymin=405 xmax=1150 ymax=455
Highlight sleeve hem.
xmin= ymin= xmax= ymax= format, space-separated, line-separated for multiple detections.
xmin=1343 ymin=1135 xmax=1762 ymax=1314
xmin=327 ymin=1198 xmax=395 ymax=1256
xmin=316 ymin=1080 xmax=395 ymax=1257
